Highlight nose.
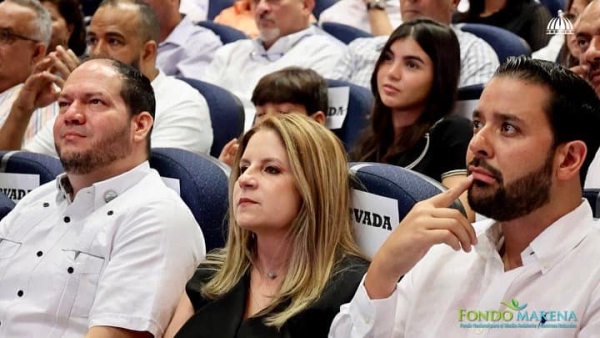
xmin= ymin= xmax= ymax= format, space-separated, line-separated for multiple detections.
xmin=582 ymin=36 xmax=600 ymax=71
xmin=89 ymin=40 xmax=108 ymax=57
xmin=62 ymin=101 xmax=86 ymax=126
xmin=253 ymin=0 xmax=271 ymax=14
xmin=468 ymin=126 xmax=493 ymax=160
xmin=237 ymin=167 xmax=257 ymax=189
xmin=385 ymin=61 xmax=402 ymax=81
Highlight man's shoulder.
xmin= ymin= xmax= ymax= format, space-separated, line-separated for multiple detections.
xmin=153 ymin=74 xmax=206 ymax=104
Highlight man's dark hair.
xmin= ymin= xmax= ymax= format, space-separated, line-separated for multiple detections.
xmin=251 ymin=67 xmax=329 ymax=116
xmin=97 ymin=0 xmax=160 ymax=43
xmin=81 ymin=57 xmax=155 ymax=155
xmin=495 ymin=56 xmax=600 ymax=187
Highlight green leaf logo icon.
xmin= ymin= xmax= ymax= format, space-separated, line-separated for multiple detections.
xmin=501 ymin=299 xmax=528 ymax=311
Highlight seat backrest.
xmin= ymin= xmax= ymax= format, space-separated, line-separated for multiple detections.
xmin=207 ymin=0 xmax=236 ymax=20
xmin=540 ymin=0 xmax=566 ymax=17
xmin=453 ymin=83 xmax=484 ymax=120
xmin=327 ymin=79 xmax=373 ymax=152
xmin=584 ymin=189 xmax=600 ymax=218
xmin=177 ymin=77 xmax=245 ymax=158
xmin=0 ymin=151 xmax=64 ymax=203
xmin=320 ymin=22 xmax=373 ymax=44
xmin=349 ymin=162 xmax=466 ymax=258
xmin=459 ymin=23 xmax=531 ymax=63
xmin=313 ymin=0 xmax=337 ymax=18
xmin=0 ymin=191 xmax=15 ymax=221
xmin=149 ymin=148 xmax=230 ymax=250
xmin=197 ymin=20 xmax=248 ymax=44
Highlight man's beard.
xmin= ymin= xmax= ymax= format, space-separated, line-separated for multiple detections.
xmin=468 ymin=153 xmax=554 ymax=222
xmin=56 ymin=123 xmax=132 ymax=175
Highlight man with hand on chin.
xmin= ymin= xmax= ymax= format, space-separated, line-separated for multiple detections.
xmin=329 ymin=57 xmax=600 ymax=337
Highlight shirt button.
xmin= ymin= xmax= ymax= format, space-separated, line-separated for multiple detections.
xmin=67 ymin=267 xmax=74 ymax=274
xmin=36 ymin=251 xmax=43 ymax=257
xmin=63 ymin=216 xmax=70 ymax=223
xmin=43 ymin=202 xmax=49 ymax=207
xmin=17 ymin=290 xmax=23 ymax=297
xmin=107 ymin=210 xmax=114 ymax=216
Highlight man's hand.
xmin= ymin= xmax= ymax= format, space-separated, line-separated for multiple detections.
xmin=47 ymin=45 xmax=80 ymax=78
xmin=365 ymin=175 xmax=477 ymax=299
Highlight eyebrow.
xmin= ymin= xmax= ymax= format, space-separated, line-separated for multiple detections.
xmin=58 ymin=92 xmax=109 ymax=101
xmin=404 ymin=55 xmax=425 ymax=64
xmin=472 ymin=110 xmax=525 ymax=124
xmin=239 ymin=157 xmax=285 ymax=166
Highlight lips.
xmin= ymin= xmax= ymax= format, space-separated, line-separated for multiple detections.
xmin=381 ymin=84 xmax=400 ymax=95
xmin=468 ymin=166 xmax=497 ymax=184
xmin=62 ymin=130 xmax=86 ymax=140
xmin=238 ymin=197 xmax=258 ymax=206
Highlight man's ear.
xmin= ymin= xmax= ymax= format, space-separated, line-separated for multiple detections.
xmin=555 ymin=140 xmax=587 ymax=182
xmin=31 ymin=43 xmax=47 ymax=64
xmin=303 ymin=0 xmax=315 ymax=14
xmin=131 ymin=111 xmax=154 ymax=144
xmin=311 ymin=111 xmax=326 ymax=125
xmin=142 ymin=40 xmax=157 ymax=63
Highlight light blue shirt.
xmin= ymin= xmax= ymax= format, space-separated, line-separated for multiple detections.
xmin=157 ymin=15 xmax=223 ymax=80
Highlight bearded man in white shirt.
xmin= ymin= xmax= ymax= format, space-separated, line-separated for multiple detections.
xmin=0 ymin=58 xmax=205 ymax=338
xmin=329 ymin=57 xmax=600 ymax=337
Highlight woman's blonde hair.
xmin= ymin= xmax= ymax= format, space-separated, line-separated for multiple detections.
xmin=201 ymin=114 xmax=363 ymax=328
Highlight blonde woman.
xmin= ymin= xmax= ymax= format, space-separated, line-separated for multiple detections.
xmin=165 ymin=114 xmax=369 ymax=337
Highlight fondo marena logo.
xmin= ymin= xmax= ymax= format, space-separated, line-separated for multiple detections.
xmin=458 ymin=299 xmax=578 ymax=330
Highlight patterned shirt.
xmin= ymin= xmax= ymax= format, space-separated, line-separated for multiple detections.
xmin=331 ymin=26 xmax=500 ymax=89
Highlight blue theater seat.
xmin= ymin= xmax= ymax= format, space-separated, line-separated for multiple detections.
xmin=584 ymin=189 xmax=600 ymax=218
xmin=459 ymin=23 xmax=531 ymax=63
xmin=327 ymin=79 xmax=373 ymax=152
xmin=454 ymin=83 xmax=484 ymax=120
xmin=313 ymin=0 xmax=337 ymax=19
xmin=149 ymin=148 xmax=230 ymax=250
xmin=540 ymin=0 xmax=566 ymax=16
xmin=207 ymin=0 xmax=235 ymax=20
xmin=321 ymin=22 xmax=373 ymax=45
xmin=177 ymin=77 xmax=245 ymax=158
xmin=197 ymin=21 xmax=248 ymax=44
xmin=0 ymin=191 xmax=15 ymax=221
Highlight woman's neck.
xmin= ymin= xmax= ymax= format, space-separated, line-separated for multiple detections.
xmin=253 ymin=232 xmax=291 ymax=280
xmin=391 ymin=108 xmax=423 ymax=139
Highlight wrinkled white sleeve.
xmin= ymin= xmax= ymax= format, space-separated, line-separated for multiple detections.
xmin=177 ymin=30 xmax=223 ymax=81
xmin=200 ymin=44 xmax=232 ymax=86
xmin=23 ymin=115 xmax=58 ymax=157
xmin=88 ymin=197 xmax=206 ymax=337
xmin=152 ymin=84 xmax=213 ymax=154
xmin=329 ymin=275 xmax=400 ymax=338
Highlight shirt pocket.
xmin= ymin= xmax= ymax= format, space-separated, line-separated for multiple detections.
xmin=69 ymin=251 xmax=105 ymax=318
xmin=0 ymin=237 xmax=22 ymax=259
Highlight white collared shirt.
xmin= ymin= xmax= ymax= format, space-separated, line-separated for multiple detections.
xmin=0 ymin=162 xmax=206 ymax=337
xmin=329 ymin=201 xmax=600 ymax=337
xmin=201 ymin=25 xmax=347 ymax=130
xmin=24 ymin=70 xmax=213 ymax=156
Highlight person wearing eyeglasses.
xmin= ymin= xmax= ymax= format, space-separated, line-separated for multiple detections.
xmin=0 ymin=0 xmax=54 ymax=143
xmin=200 ymin=0 xmax=347 ymax=131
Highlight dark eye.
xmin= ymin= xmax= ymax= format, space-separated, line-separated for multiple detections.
xmin=87 ymin=36 xmax=97 ymax=46
xmin=501 ymin=123 xmax=516 ymax=134
xmin=382 ymin=51 xmax=393 ymax=61
xmin=265 ymin=166 xmax=280 ymax=174
xmin=472 ymin=119 xmax=482 ymax=130
xmin=577 ymin=38 xmax=590 ymax=51
xmin=239 ymin=165 xmax=248 ymax=174
xmin=58 ymin=101 xmax=69 ymax=108
xmin=90 ymin=99 xmax=102 ymax=105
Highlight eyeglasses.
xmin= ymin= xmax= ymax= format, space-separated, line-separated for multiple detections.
xmin=0 ymin=28 xmax=39 ymax=45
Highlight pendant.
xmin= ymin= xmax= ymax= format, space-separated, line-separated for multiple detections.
xmin=267 ymin=270 xmax=277 ymax=279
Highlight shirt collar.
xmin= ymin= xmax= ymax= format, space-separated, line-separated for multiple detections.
xmin=474 ymin=201 xmax=594 ymax=274
xmin=55 ymin=161 xmax=153 ymax=211
xmin=252 ymin=25 xmax=315 ymax=55
xmin=159 ymin=15 xmax=196 ymax=48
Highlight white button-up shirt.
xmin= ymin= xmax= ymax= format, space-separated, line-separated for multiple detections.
xmin=201 ymin=25 xmax=347 ymax=130
xmin=0 ymin=162 xmax=206 ymax=337
xmin=329 ymin=201 xmax=600 ymax=337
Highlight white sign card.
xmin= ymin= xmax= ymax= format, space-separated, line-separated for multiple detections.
xmin=326 ymin=87 xmax=350 ymax=130
xmin=351 ymin=189 xmax=400 ymax=259
xmin=0 ymin=173 xmax=40 ymax=203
